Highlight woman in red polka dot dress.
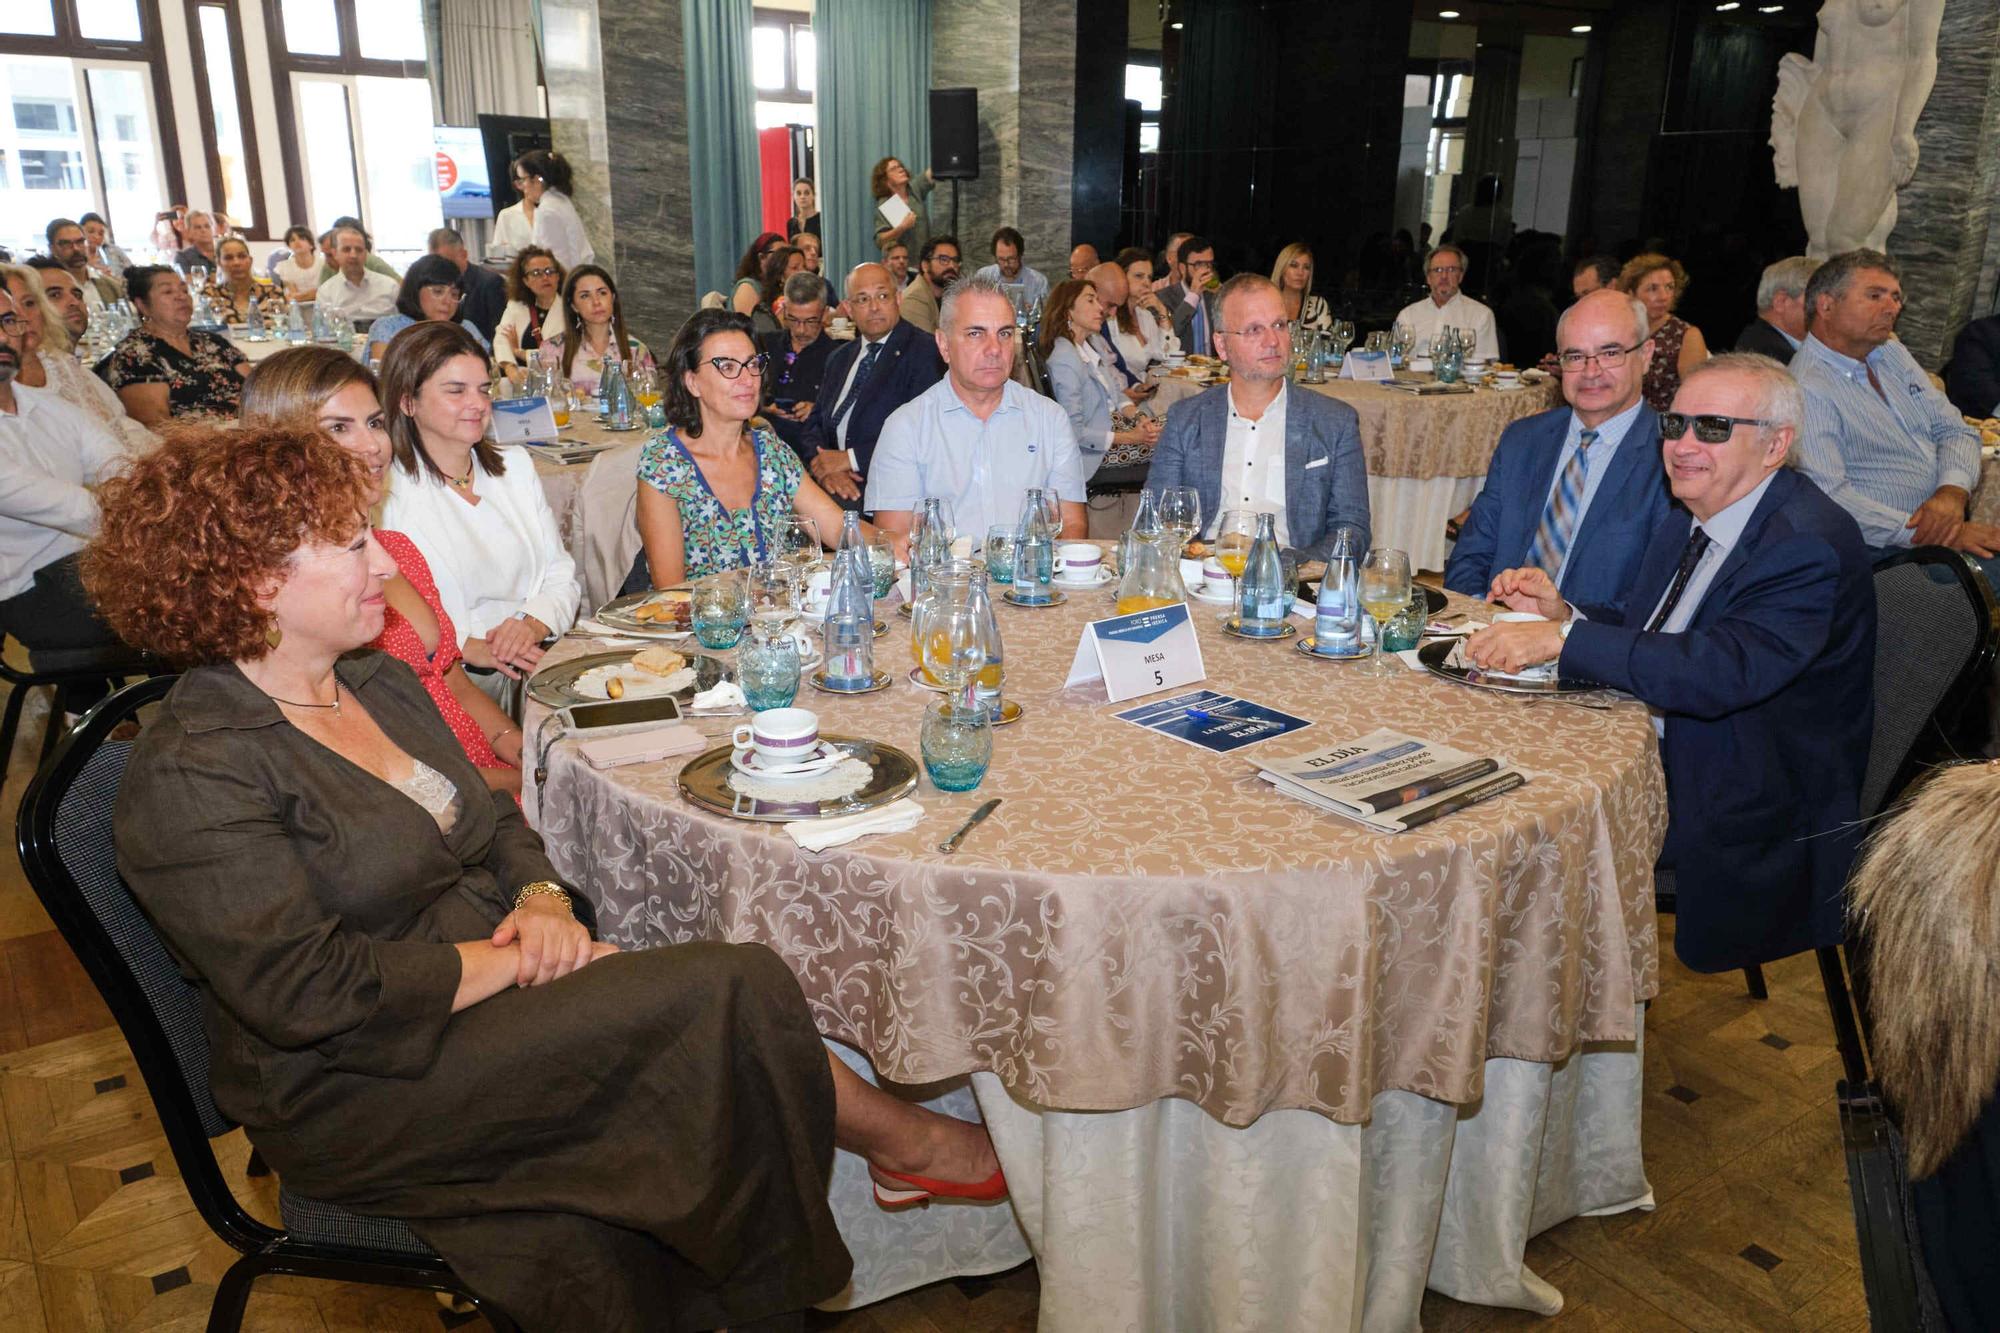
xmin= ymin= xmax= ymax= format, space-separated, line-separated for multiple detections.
xmin=239 ymin=349 xmax=525 ymax=795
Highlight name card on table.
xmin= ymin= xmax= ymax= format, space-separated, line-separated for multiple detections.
xmin=490 ymin=395 xmax=559 ymax=444
xmin=1340 ymin=349 xmax=1393 ymax=382
xmin=1063 ymin=601 xmax=1206 ymax=703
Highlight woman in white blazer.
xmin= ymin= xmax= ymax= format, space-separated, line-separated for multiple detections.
xmin=492 ymin=246 xmax=568 ymax=371
xmin=514 ymin=148 xmax=595 ymax=270
xmin=1039 ymin=278 xmax=1160 ymax=478
xmin=377 ymin=322 xmax=579 ymax=693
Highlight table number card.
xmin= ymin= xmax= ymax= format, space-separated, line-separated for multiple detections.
xmin=1063 ymin=601 xmax=1206 ymax=703
xmin=1340 ymin=349 xmax=1393 ymax=382
xmin=490 ymin=395 xmax=559 ymax=443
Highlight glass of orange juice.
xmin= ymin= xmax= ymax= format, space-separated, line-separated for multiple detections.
xmin=549 ymin=379 xmax=572 ymax=429
xmin=1214 ymin=509 xmax=1256 ymax=579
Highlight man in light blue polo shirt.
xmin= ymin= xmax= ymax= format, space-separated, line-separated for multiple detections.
xmin=866 ymin=273 xmax=1088 ymax=542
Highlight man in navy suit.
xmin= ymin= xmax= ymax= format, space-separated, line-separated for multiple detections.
xmin=1446 ymin=289 xmax=1673 ymax=617
xmin=1945 ymin=312 xmax=2000 ymax=420
xmin=1144 ymin=274 xmax=1370 ymax=562
xmin=797 ymin=261 xmax=945 ymax=512
xmin=1465 ymin=353 xmax=1874 ymax=973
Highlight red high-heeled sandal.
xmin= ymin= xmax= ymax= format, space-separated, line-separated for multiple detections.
xmin=869 ymin=1163 xmax=1009 ymax=1210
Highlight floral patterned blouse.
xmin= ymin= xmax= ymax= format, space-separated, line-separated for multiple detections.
xmin=636 ymin=425 xmax=802 ymax=580
xmin=201 ymin=276 xmax=287 ymax=328
xmin=1641 ymin=315 xmax=1692 ymax=414
xmin=95 ymin=328 xmax=247 ymax=419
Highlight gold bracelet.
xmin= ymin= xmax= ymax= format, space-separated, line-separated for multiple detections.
xmin=513 ymin=881 xmax=572 ymax=915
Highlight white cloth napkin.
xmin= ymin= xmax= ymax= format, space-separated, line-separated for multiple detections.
xmin=689 ymin=680 xmax=745 ymax=713
xmin=785 ymin=798 xmax=926 ymax=852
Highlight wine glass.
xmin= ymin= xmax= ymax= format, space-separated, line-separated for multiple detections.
xmin=1330 ymin=319 xmax=1356 ymax=359
xmin=924 ymin=604 xmax=988 ymax=705
xmin=1357 ymin=548 xmax=1412 ymax=678
xmin=770 ymin=515 xmax=822 ymax=571
xmin=747 ymin=559 xmax=802 ymax=638
xmin=1159 ymin=486 xmax=1202 ymax=560
xmin=1214 ymin=509 xmax=1257 ymax=582
xmin=631 ymin=365 xmax=662 ymax=410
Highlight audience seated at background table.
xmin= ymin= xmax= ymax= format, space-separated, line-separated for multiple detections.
xmin=366 ymin=256 xmax=493 ymax=363
xmin=202 ymin=236 xmax=285 ymax=328
xmin=798 ymin=262 xmax=945 ymax=510
xmin=22 ymin=258 xmax=88 ymax=341
xmin=795 ymin=231 xmax=822 ymax=275
xmin=378 ymin=322 xmax=579 ymax=691
xmin=882 ymin=241 xmax=911 ymax=288
xmin=95 ymin=266 xmax=246 ymax=426
xmin=1080 ymin=261 xmax=1148 ymax=392
xmin=1466 ymin=353 xmax=1872 ymax=973
xmin=748 ymin=244 xmax=807 ymax=338
xmin=1104 ymin=246 xmax=1179 ymax=373
xmin=868 ymin=274 xmax=1087 ymax=542
xmin=1446 ymin=290 xmax=1670 ymax=615
xmin=786 ymin=175 xmax=821 ymax=242
xmin=313 ymin=217 xmax=401 ymax=284
xmin=172 ymin=209 xmax=219 ymax=272
xmin=45 ymin=219 xmax=120 ymax=306
xmin=1732 ymin=255 xmax=1818 ymax=362
xmin=428 ymin=226 xmax=508 ymax=345
xmin=272 ymin=225 xmax=321 ymax=301
xmin=0 ymin=264 xmax=152 ymax=454
xmin=90 ymin=423 xmax=1005 ymax=1331
xmin=1397 ymin=243 xmax=1500 ymax=361
xmin=759 ymin=271 xmax=835 ymax=460
xmin=493 ymin=246 xmax=565 ymax=370
xmin=1146 ymin=274 xmax=1372 ymax=563
xmin=1570 ymin=254 xmax=1620 ymax=300
xmin=511 ymin=148 xmax=594 ymax=270
xmin=730 ymin=232 xmax=786 ymax=324
xmin=547 ymin=265 xmax=652 ymax=397
xmin=1945 ymin=310 xmax=2000 ymax=420
xmin=1169 ymin=235 xmax=1221 ymax=357
xmin=0 ymin=285 xmax=131 ymax=671
xmin=630 ymin=308 xmax=902 ymax=590
xmin=240 ymin=346 xmax=524 ymax=793
xmin=315 ymin=226 xmax=399 ymax=324
xmin=1618 ymin=253 xmax=1709 ymax=413
xmin=872 ymin=156 xmax=935 ymax=257
xmin=1151 ymin=232 xmax=1197 ymax=327
xmin=973 ymin=226 xmax=1050 ymax=315
xmin=1067 ymin=244 xmax=1098 ymax=281
xmin=1791 ymin=248 xmax=1999 ymax=576
xmin=1847 ymin=761 xmax=2000 ymax=1333
xmin=1041 ymin=277 xmax=1161 ymax=477
xmin=1271 ymin=242 xmax=1331 ymax=333
xmin=80 ymin=213 xmax=131 ymax=278
xmin=899 ymin=235 xmax=961 ymax=335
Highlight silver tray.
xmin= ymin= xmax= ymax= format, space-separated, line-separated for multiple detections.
xmin=677 ymin=736 xmax=918 ymax=822
xmin=1002 ymin=589 xmax=1068 ymax=608
xmin=593 ymin=589 xmax=695 ymax=638
xmin=1295 ymin=635 xmax=1369 ymax=660
xmin=809 ymin=667 xmax=894 ymax=695
xmin=1416 ymin=638 xmax=1601 ymax=695
xmin=1219 ymin=615 xmax=1296 ymax=641
xmin=526 ymin=649 xmax=729 ymax=708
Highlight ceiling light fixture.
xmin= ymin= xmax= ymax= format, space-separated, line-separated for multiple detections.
xmin=1439 ymin=9 xmax=1461 ymax=18
xmin=1571 ymin=23 xmax=1592 ymax=32
xmin=1715 ymin=1 xmax=1740 ymax=9
xmin=1757 ymin=3 xmax=1783 ymax=9
xmin=1170 ymin=20 xmax=1183 ymax=28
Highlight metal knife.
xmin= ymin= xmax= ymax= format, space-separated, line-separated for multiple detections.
xmin=937 ymin=798 xmax=1001 ymax=854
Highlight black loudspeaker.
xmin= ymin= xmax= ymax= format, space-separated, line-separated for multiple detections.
xmin=931 ymin=88 xmax=979 ymax=180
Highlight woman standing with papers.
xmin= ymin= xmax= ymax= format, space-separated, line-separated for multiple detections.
xmin=872 ymin=157 xmax=935 ymax=257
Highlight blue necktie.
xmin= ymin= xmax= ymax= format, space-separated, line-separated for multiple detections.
xmin=1097 ymin=333 xmax=1138 ymax=387
xmin=1190 ymin=298 xmax=1210 ymax=356
xmin=1524 ymin=428 xmax=1597 ymax=580
xmin=829 ymin=341 xmax=885 ymax=432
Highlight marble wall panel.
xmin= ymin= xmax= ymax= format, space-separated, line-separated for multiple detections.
xmin=1017 ymin=0 xmax=1077 ymax=265
xmin=932 ymin=0 xmax=1021 ymax=259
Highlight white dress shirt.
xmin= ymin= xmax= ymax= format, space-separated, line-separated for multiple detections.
xmin=1107 ymin=306 xmax=1177 ymax=374
xmin=490 ymin=203 xmax=534 ymax=259
xmin=1211 ymin=380 xmax=1291 ymax=546
xmin=0 ymin=384 xmax=127 ymax=599
xmin=1395 ymin=291 xmax=1500 ymax=361
xmin=531 ymin=190 xmax=595 ymax=270
xmin=380 ymin=444 xmax=581 ymax=645
xmin=315 ymin=268 xmax=400 ymax=322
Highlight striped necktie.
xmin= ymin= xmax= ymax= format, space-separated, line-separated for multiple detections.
xmin=1525 ymin=427 xmax=1598 ymax=580
xmin=829 ymin=340 xmax=885 ymax=431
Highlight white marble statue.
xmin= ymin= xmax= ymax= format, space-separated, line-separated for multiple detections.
xmin=1771 ymin=0 xmax=1945 ymax=256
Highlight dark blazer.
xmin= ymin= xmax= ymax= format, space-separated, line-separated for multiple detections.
xmin=1731 ymin=316 xmax=1798 ymax=364
xmin=796 ymin=321 xmax=945 ymax=490
xmin=1559 ymin=467 xmax=1874 ymax=973
xmin=1444 ymin=404 xmax=1672 ymax=619
xmin=1170 ymin=290 xmax=1222 ymax=360
xmin=758 ymin=328 xmax=835 ymax=458
xmin=1143 ymin=382 xmax=1371 ymax=562
xmin=1945 ymin=313 xmax=2000 ymax=419
xmin=457 ymin=263 xmax=508 ymax=344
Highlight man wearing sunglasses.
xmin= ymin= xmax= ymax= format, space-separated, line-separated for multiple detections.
xmin=1446 ymin=290 xmax=1672 ymax=615
xmin=1467 ymin=354 xmax=1873 ymax=975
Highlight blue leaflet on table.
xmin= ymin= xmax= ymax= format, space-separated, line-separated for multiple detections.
xmin=1114 ymin=690 xmax=1314 ymax=754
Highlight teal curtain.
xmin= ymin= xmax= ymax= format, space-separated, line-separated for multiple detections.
xmin=815 ymin=0 xmax=932 ymax=290
xmin=685 ymin=0 xmax=763 ymax=298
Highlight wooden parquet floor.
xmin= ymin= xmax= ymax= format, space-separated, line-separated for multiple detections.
xmin=0 ymin=686 xmax=1869 ymax=1332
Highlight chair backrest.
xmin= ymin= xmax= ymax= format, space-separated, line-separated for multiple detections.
xmin=16 ymin=675 xmax=277 ymax=1254
xmin=1862 ymin=548 xmax=2000 ymax=818
xmin=573 ymin=439 xmax=646 ymax=609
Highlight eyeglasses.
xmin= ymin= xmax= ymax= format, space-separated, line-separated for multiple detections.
xmin=1185 ymin=258 xmax=1216 ymax=271
xmin=704 ymin=353 xmax=769 ymax=379
xmin=1219 ymin=318 xmax=1294 ymax=341
xmin=1659 ymin=412 xmax=1781 ymax=443
xmin=423 ymin=285 xmax=463 ymax=303
xmin=1554 ymin=341 xmax=1646 ymax=372
xmin=1427 ymin=264 xmax=1463 ymax=276
xmin=848 ymin=291 xmax=896 ymax=306
xmin=524 ymin=266 xmax=558 ymax=279
xmin=783 ymin=312 xmax=825 ymax=329
xmin=0 ymin=312 xmax=19 ymax=332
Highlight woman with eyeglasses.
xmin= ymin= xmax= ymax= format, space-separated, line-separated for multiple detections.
xmin=630 ymin=309 xmax=902 ymax=589
xmin=1619 ymin=252 xmax=1710 ymax=413
xmin=493 ymin=246 xmax=566 ymax=370
xmin=367 ymin=255 xmax=493 ymax=364
xmin=512 ymin=148 xmax=594 ymax=270
xmin=379 ymin=322 xmax=580 ymax=689
xmin=870 ymin=156 xmax=934 ymax=259
xmin=549 ymin=265 xmax=652 ymax=397
xmin=1040 ymin=278 xmax=1162 ymax=479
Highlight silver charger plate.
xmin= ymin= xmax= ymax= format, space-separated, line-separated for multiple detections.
xmin=594 ymin=589 xmax=695 ymax=638
xmin=1219 ymin=615 xmax=1297 ymax=641
xmin=1295 ymin=636 xmax=1369 ymax=660
xmin=809 ymin=667 xmax=894 ymax=695
xmin=527 ymin=649 xmax=729 ymax=708
xmin=677 ymin=736 xmax=918 ymax=822
xmin=1416 ymin=638 xmax=1601 ymax=695
xmin=1002 ymin=589 xmax=1068 ymax=608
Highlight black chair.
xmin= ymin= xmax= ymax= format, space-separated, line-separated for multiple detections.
xmin=17 ymin=677 xmax=519 ymax=1333
xmin=0 ymin=636 xmax=159 ymax=767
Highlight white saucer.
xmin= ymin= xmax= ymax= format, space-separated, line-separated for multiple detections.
xmin=1190 ymin=584 xmax=1236 ymax=605
xmin=729 ymin=741 xmax=844 ymax=780
xmin=1053 ymin=568 xmax=1113 ymax=589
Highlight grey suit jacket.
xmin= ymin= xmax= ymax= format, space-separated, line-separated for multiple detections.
xmin=1143 ymin=381 xmax=1372 ymax=562
xmin=1170 ymin=290 xmax=1221 ymax=360
xmin=1044 ymin=336 xmax=1115 ymax=476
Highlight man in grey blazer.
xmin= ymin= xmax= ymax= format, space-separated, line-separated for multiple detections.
xmin=1145 ymin=274 xmax=1371 ymax=562
xmin=1168 ymin=235 xmax=1221 ymax=357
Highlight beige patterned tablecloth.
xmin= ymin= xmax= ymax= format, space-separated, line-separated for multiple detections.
xmin=1149 ymin=374 xmax=1563 ymax=480
xmin=526 ymin=586 xmax=1665 ymax=1127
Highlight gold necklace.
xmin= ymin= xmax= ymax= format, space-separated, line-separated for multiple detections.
xmin=266 ymin=680 xmax=342 ymax=714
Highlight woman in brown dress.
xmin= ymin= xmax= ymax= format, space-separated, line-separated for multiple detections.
xmin=1618 ymin=252 xmax=1710 ymax=413
xmin=88 ymin=427 xmax=1004 ymax=1332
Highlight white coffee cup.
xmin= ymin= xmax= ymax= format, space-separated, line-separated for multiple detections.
xmin=1054 ymin=542 xmax=1104 ymax=580
xmin=732 ymin=707 xmax=820 ymax=764
xmin=802 ymin=568 xmax=833 ymax=616
xmin=1178 ymin=556 xmax=1205 ymax=589
xmin=1201 ymin=557 xmax=1234 ymax=594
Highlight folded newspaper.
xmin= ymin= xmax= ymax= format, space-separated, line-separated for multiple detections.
xmin=1253 ymin=727 xmax=1525 ymax=833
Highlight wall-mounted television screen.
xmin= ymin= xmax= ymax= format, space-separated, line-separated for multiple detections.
xmin=434 ymin=125 xmax=493 ymax=220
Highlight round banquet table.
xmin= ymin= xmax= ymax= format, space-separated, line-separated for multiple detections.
xmin=522 ymin=577 xmax=1666 ymax=1329
xmin=1148 ymin=373 xmax=1564 ymax=572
